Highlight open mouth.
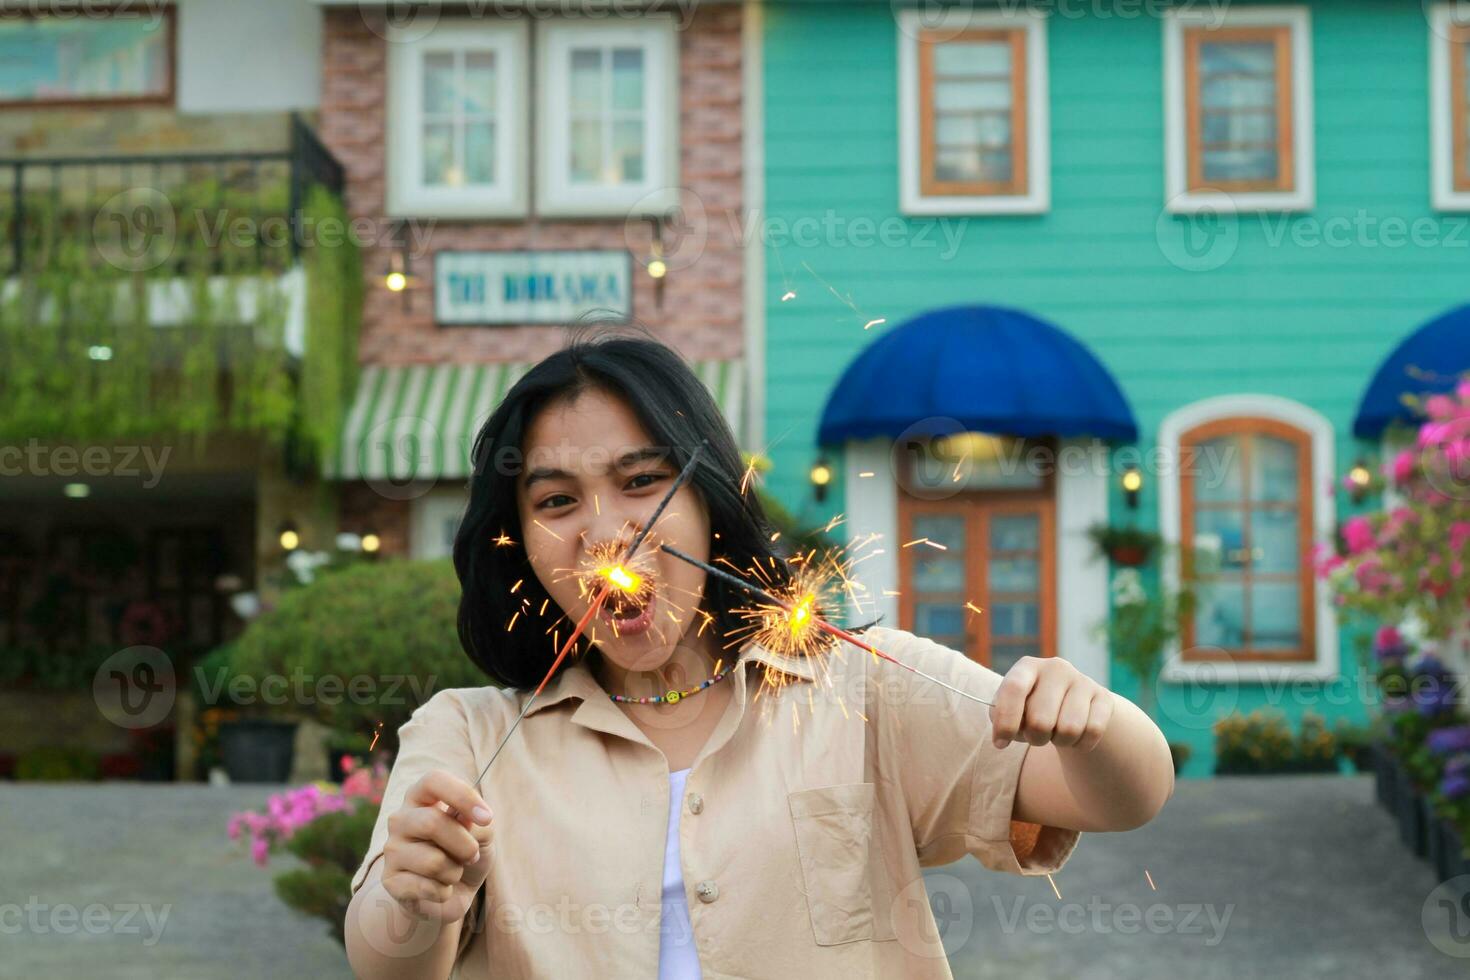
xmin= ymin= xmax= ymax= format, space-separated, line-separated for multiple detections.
xmin=600 ymin=585 xmax=656 ymax=634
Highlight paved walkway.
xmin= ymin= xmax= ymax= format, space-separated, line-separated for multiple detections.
xmin=0 ymin=776 xmax=1458 ymax=979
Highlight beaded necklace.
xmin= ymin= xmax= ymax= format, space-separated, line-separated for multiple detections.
xmin=607 ymin=663 xmax=734 ymax=705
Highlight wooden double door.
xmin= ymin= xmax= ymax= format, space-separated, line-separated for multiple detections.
xmin=898 ymin=490 xmax=1056 ymax=674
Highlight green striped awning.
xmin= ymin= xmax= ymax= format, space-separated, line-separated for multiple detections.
xmin=328 ymin=359 xmax=745 ymax=481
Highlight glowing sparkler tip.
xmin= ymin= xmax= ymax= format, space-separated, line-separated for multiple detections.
xmin=603 ymin=564 xmax=641 ymax=592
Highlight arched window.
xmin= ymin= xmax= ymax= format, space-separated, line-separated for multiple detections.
xmin=1179 ymin=417 xmax=1314 ymax=660
xmin=1158 ymin=395 xmax=1337 ymax=680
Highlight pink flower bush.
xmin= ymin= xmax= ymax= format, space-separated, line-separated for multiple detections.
xmin=1320 ymin=378 xmax=1470 ymax=639
xmin=228 ymin=757 xmax=388 ymax=868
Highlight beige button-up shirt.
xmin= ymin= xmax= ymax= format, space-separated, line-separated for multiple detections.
xmin=350 ymin=625 xmax=1081 ymax=979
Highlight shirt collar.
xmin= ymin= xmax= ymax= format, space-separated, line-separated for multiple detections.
xmin=522 ymin=634 xmax=819 ymax=718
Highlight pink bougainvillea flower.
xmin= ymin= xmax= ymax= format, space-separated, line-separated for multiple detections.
xmin=1425 ymin=394 xmax=1456 ymax=421
xmin=1390 ymin=450 xmax=1416 ymax=484
xmin=1342 ymin=515 xmax=1376 ymax=555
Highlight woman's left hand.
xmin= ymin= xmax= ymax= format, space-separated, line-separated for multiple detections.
xmin=989 ymin=656 xmax=1114 ymax=752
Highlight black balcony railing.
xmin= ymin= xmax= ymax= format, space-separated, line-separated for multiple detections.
xmin=0 ymin=113 xmax=346 ymax=277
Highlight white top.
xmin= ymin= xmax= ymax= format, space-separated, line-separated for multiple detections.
xmin=659 ymin=768 xmax=703 ymax=979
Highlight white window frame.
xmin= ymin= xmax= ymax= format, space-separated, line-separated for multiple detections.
xmin=1157 ymin=394 xmax=1339 ymax=683
xmin=1431 ymin=4 xmax=1470 ymax=210
xmin=535 ymin=16 xmax=680 ymax=218
xmin=410 ymin=485 xmax=469 ymax=560
xmin=896 ymin=7 xmax=1050 ymax=216
xmin=1163 ymin=5 xmax=1315 ymax=214
xmin=386 ymin=18 xmax=528 ymax=219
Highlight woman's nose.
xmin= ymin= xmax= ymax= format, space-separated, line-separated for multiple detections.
xmin=579 ymin=514 xmax=644 ymax=556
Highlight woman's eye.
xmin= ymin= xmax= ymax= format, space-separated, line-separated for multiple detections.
xmin=538 ymin=494 xmax=574 ymax=510
xmin=628 ymin=472 xmax=666 ymax=490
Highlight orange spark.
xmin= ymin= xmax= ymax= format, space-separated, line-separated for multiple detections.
xmin=532 ymin=519 xmax=564 ymax=542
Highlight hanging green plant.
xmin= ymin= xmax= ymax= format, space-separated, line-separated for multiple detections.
xmin=0 ymin=172 xmax=360 ymax=463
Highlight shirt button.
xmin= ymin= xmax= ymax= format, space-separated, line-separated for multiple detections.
xmin=687 ymin=792 xmax=704 ymax=815
xmin=695 ymin=880 xmax=719 ymax=903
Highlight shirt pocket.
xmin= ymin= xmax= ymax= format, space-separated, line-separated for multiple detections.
xmin=788 ymin=782 xmax=883 ymax=946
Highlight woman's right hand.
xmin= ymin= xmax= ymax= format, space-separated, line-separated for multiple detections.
xmin=381 ymin=769 xmax=495 ymax=922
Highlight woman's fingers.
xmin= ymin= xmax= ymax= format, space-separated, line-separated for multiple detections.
xmin=1051 ymin=684 xmax=1095 ymax=748
xmin=989 ymin=657 xmax=1039 ymax=748
xmin=389 ymin=804 xmax=481 ymax=866
xmin=389 ymin=840 xmax=467 ymax=886
xmin=991 ymin=657 xmax=1103 ymax=748
xmin=406 ymin=769 xmax=493 ymax=826
xmin=382 ymin=866 xmax=455 ymax=909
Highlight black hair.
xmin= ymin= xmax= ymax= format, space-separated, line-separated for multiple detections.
xmin=452 ymin=327 xmax=793 ymax=689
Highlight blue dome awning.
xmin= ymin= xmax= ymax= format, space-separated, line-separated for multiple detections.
xmin=817 ymin=305 xmax=1138 ymax=445
xmin=1354 ymin=305 xmax=1470 ymax=438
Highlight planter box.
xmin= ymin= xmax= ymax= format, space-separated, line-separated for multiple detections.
xmin=1429 ymin=814 xmax=1470 ymax=883
xmin=1394 ymin=764 xmax=1429 ymax=857
xmin=1399 ymin=781 xmax=1422 ymax=858
xmin=1372 ymin=744 xmax=1396 ymax=812
xmin=220 ymin=719 xmax=298 ymax=783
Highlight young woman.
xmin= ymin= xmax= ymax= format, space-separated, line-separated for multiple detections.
xmin=344 ymin=334 xmax=1175 ymax=980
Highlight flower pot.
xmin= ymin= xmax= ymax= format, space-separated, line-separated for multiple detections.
xmin=220 ymin=719 xmax=298 ymax=784
xmin=1109 ymin=545 xmax=1149 ymax=566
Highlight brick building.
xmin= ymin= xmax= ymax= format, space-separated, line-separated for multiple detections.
xmin=313 ymin=0 xmax=754 ymax=559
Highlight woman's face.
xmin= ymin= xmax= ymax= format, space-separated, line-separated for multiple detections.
xmin=515 ymin=387 xmax=713 ymax=673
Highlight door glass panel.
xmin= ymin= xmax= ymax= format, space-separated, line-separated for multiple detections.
xmin=916 ymin=603 xmax=967 ymax=652
xmin=989 ymin=602 xmax=1038 ymax=638
xmin=911 ymin=515 xmax=966 ymax=592
xmin=989 ymin=514 xmax=1038 ymax=551
xmin=989 ymin=642 xmax=1037 ymax=677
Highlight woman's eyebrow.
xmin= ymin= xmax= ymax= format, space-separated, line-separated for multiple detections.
xmin=523 ymin=465 xmax=573 ymax=490
xmin=522 ymin=447 xmax=669 ymax=489
xmin=614 ymin=447 xmax=670 ymax=471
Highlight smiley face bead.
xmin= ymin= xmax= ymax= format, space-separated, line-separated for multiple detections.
xmin=665 ymin=690 xmax=682 ymax=704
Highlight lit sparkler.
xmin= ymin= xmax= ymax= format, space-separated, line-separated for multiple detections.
xmin=658 ymin=543 xmax=994 ymax=707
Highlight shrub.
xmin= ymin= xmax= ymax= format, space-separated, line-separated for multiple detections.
xmin=275 ymin=805 xmax=378 ymax=944
xmin=16 ymin=745 xmax=101 ymax=781
xmin=1213 ymin=709 xmax=1340 ymax=774
xmin=1214 ymin=710 xmax=1295 ymax=774
xmin=228 ymin=758 xmax=386 ymax=945
xmin=229 ymin=558 xmax=486 ymax=739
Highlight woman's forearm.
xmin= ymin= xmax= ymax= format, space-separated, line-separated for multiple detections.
xmin=1054 ymin=690 xmax=1174 ymax=831
xmin=344 ymin=868 xmax=469 ymax=980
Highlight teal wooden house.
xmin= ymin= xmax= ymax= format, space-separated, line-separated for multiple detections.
xmin=747 ymin=1 xmax=1470 ymax=774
